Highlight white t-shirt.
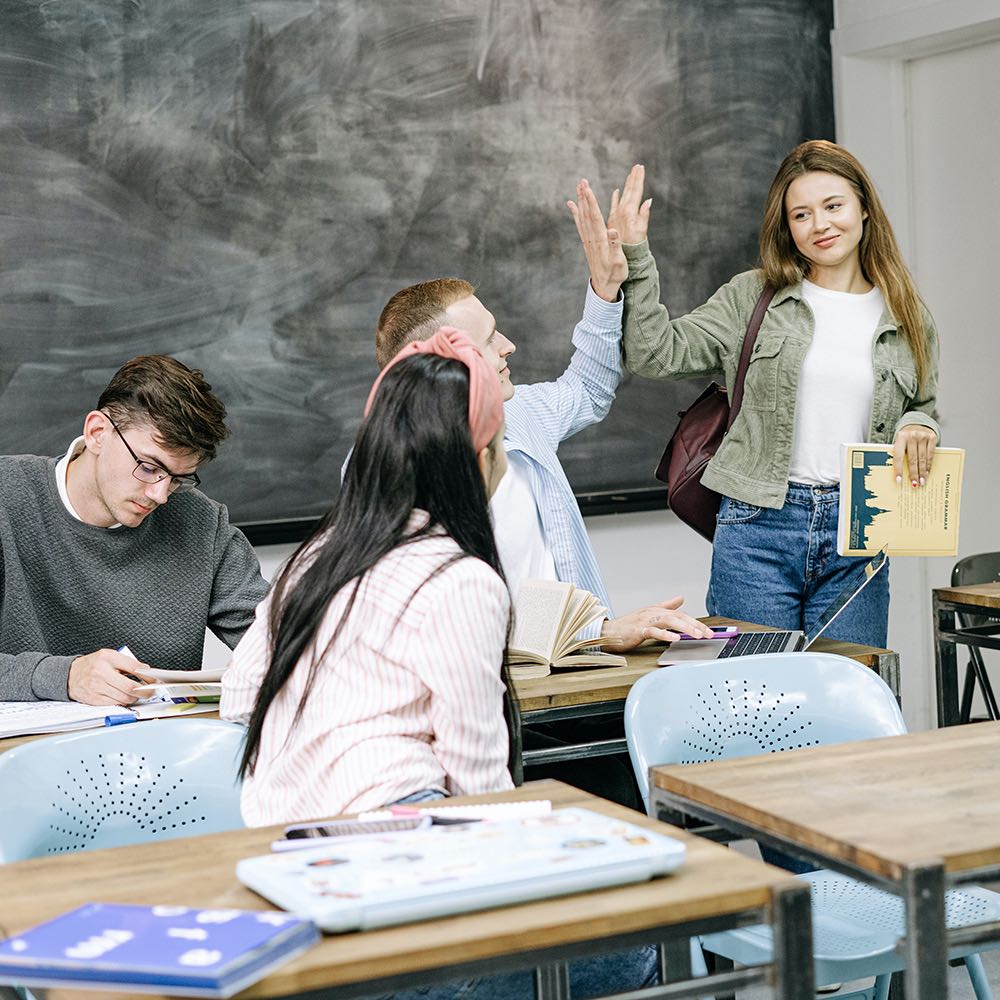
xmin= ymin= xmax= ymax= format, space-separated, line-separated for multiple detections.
xmin=788 ymin=280 xmax=884 ymax=485
xmin=489 ymin=450 xmax=556 ymax=598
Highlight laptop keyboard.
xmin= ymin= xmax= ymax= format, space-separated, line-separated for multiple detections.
xmin=717 ymin=631 xmax=794 ymax=658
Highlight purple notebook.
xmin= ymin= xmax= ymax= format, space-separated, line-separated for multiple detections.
xmin=0 ymin=903 xmax=318 ymax=997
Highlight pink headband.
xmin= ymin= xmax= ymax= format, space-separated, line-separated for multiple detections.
xmin=364 ymin=326 xmax=504 ymax=452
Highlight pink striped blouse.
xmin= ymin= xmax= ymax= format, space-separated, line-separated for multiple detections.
xmin=220 ymin=517 xmax=514 ymax=827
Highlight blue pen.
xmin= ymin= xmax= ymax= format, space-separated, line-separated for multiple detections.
xmin=105 ymin=712 xmax=138 ymax=727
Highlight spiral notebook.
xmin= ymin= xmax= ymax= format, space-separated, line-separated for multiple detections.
xmin=238 ymin=806 xmax=686 ymax=933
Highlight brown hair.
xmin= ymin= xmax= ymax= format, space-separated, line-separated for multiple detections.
xmin=375 ymin=278 xmax=475 ymax=368
xmin=97 ymin=355 xmax=229 ymax=463
xmin=758 ymin=140 xmax=932 ymax=389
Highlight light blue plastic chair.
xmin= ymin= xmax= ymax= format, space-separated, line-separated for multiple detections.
xmin=624 ymin=652 xmax=1000 ymax=1000
xmin=0 ymin=718 xmax=246 ymax=863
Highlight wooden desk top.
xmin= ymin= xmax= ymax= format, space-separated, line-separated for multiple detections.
xmin=651 ymin=722 xmax=1000 ymax=882
xmin=4 ymin=780 xmax=797 ymax=1000
xmin=934 ymin=582 xmax=1000 ymax=611
xmin=514 ymin=618 xmax=893 ymax=714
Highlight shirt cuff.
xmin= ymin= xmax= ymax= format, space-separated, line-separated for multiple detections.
xmin=622 ymin=238 xmax=652 ymax=261
xmin=582 ymin=281 xmax=623 ymax=327
xmin=32 ymin=655 xmax=75 ymax=702
xmin=576 ymin=617 xmax=605 ymax=645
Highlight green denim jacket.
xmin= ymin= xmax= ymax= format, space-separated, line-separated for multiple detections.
xmin=621 ymin=239 xmax=940 ymax=509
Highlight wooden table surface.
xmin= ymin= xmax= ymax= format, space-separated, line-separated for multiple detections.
xmin=652 ymin=721 xmax=1000 ymax=882
xmin=514 ymin=617 xmax=894 ymax=714
xmin=933 ymin=582 xmax=1000 ymax=611
xmin=3 ymin=780 xmax=800 ymax=1000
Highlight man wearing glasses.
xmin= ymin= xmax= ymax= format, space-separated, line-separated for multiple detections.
xmin=0 ymin=355 xmax=267 ymax=706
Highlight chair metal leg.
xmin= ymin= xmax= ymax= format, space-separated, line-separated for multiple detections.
xmin=969 ymin=648 xmax=1000 ymax=721
xmin=964 ymin=953 xmax=995 ymax=1000
xmin=960 ymin=660 xmax=977 ymax=723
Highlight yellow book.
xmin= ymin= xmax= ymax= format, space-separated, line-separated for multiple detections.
xmin=837 ymin=444 xmax=964 ymax=557
xmin=507 ymin=579 xmax=626 ymax=679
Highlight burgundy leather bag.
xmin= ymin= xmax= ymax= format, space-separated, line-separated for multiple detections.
xmin=653 ymin=287 xmax=776 ymax=541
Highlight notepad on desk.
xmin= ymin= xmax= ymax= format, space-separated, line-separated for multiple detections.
xmin=237 ymin=806 xmax=686 ymax=933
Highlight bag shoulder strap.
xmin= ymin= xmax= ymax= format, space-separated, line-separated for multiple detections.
xmin=726 ymin=284 xmax=777 ymax=431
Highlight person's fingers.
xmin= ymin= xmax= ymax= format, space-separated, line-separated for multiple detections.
xmin=892 ymin=434 xmax=906 ymax=484
xmin=606 ymin=228 xmax=621 ymax=247
xmin=907 ymin=436 xmax=920 ymax=487
xmin=643 ymin=626 xmax=682 ymax=644
xmin=639 ymin=197 xmax=652 ymax=226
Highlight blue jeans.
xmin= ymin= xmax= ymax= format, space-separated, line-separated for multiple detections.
xmin=707 ymin=483 xmax=890 ymax=649
xmin=364 ymin=946 xmax=659 ymax=1000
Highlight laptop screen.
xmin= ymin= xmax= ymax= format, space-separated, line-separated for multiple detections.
xmin=803 ymin=547 xmax=889 ymax=648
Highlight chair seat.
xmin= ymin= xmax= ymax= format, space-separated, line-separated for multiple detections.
xmin=701 ymin=871 xmax=1000 ymax=984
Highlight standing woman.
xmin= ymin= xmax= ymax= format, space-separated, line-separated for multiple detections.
xmin=612 ymin=141 xmax=939 ymax=647
xmin=222 ymin=327 xmax=514 ymax=825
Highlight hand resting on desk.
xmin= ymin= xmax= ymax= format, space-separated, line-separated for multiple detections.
xmin=600 ymin=596 xmax=713 ymax=652
xmin=67 ymin=648 xmax=150 ymax=705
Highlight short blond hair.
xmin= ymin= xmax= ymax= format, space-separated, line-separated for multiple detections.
xmin=375 ymin=278 xmax=475 ymax=368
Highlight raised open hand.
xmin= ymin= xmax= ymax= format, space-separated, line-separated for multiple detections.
xmin=607 ymin=163 xmax=652 ymax=245
xmin=567 ymin=178 xmax=626 ymax=302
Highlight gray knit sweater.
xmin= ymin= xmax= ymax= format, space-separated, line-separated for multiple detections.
xmin=0 ymin=454 xmax=268 ymax=701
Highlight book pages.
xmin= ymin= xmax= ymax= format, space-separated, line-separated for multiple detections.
xmin=509 ymin=579 xmax=572 ymax=664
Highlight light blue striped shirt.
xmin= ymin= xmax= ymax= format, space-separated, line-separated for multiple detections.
xmin=502 ymin=284 xmax=622 ymax=639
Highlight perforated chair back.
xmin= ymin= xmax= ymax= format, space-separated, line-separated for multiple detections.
xmin=0 ymin=718 xmax=246 ymax=862
xmin=624 ymin=651 xmax=905 ymax=809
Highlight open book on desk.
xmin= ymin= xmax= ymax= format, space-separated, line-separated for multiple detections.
xmin=508 ymin=579 xmax=626 ymax=679
xmin=837 ymin=443 xmax=965 ymax=556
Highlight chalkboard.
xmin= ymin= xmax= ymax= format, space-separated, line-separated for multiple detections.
xmin=0 ymin=0 xmax=833 ymax=531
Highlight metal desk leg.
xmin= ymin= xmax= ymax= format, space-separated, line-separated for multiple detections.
xmin=771 ymin=880 xmax=815 ymax=1000
xmin=934 ymin=594 xmax=960 ymax=727
xmin=902 ymin=862 xmax=947 ymax=1000
xmin=534 ymin=961 xmax=571 ymax=1000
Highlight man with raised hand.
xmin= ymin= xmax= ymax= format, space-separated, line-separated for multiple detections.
xmin=375 ymin=178 xmax=711 ymax=651
xmin=0 ymin=355 xmax=267 ymax=705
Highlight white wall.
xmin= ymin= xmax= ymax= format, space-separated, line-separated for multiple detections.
xmin=833 ymin=0 xmax=1000 ymax=729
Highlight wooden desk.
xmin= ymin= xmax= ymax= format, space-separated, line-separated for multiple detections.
xmin=933 ymin=583 xmax=1000 ymax=726
xmin=650 ymin=722 xmax=1000 ymax=1000
xmin=515 ymin=617 xmax=899 ymax=772
xmin=1 ymin=780 xmax=814 ymax=1000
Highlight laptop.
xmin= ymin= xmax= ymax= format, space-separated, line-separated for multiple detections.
xmin=658 ymin=547 xmax=888 ymax=665
xmin=236 ymin=807 xmax=686 ymax=932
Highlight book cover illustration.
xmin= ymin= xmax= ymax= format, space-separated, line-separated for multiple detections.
xmin=838 ymin=444 xmax=964 ymax=557
xmin=0 ymin=903 xmax=318 ymax=997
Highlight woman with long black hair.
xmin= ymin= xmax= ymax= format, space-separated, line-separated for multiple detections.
xmin=222 ymin=327 xmax=513 ymax=824
xmin=222 ymin=326 xmax=658 ymax=998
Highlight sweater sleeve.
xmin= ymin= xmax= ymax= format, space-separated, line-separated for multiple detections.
xmin=207 ymin=507 xmax=269 ymax=650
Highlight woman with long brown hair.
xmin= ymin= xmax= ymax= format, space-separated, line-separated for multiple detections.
xmin=612 ymin=140 xmax=939 ymax=649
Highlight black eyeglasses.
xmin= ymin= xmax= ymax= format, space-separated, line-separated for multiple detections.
xmin=105 ymin=414 xmax=201 ymax=494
